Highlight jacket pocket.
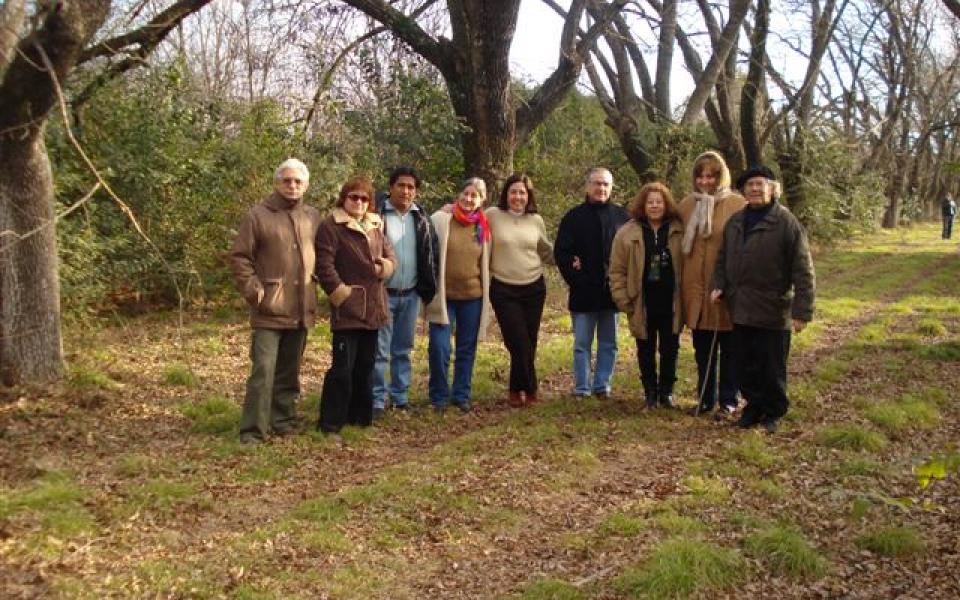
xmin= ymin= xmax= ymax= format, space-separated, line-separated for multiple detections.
xmin=258 ymin=278 xmax=285 ymax=316
xmin=335 ymin=285 xmax=367 ymax=322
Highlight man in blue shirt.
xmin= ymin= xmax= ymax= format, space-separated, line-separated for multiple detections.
xmin=373 ymin=167 xmax=439 ymax=417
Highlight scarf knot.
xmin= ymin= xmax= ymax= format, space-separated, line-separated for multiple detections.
xmin=452 ymin=204 xmax=490 ymax=244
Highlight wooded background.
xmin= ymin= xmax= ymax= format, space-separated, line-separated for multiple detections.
xmin=1 ymin=0 xmax=958 ymax=385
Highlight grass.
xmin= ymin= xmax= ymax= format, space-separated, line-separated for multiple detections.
xmin=598 ymin=512 xmax=646 ymax=537
xmin=67 ymin=365 xmax=118 ymax=389
xmin=727 ymin=432 xmax=780 ymax=469
xmin=612 ymin=537 xmax=745 ymax=599
xmin=863 ymin=397 xmax=939 ymax=435
xmin=179 ymin=395 xmax=240 ymax=434
xmin=856 ymin=526 xmax=926 ymax=557
xmin=513 ymin=578 xmax=585 ymax=600
xmin=122 ymin=477 xmax=197 ymax=513
xmin=0 ymin=471 xmax=97 ymax=558
xmin=163 ymin=363 xmax=199 ymax=386
xmin=745 ymin=525 xmax=828 ymax=580
xmin=816 ymin=425 xmax=889 ymax=452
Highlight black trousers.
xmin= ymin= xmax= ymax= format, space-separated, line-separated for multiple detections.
xmin=691 ymin=329 xmax=739 ymax=410
xmin=943 ymin=216 xmax=954 ymax=239
xmin=490 ymin=277 xmax=546 ymax=394
xmin=734 ymin=325 xmax=791 ymax=421
xmin=635 ymin=312 xmax=679 ymax=393
xmin=318 ymin=329 xmax=378 ymax=433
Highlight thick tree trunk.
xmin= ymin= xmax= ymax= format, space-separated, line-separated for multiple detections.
xmin=0 ymin=136 xmax=63 ymax=385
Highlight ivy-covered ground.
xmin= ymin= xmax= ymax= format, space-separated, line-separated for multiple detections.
xmin=2 ymin=223 xmax=959 ymax=599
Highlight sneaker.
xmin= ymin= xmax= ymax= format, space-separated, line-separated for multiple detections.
xmin=714 ymin=405 xmax=736 ymax=422
xmin=658 ymin=393 xmax=675 ymax=409
xmin=735 ymin=412 xmax=762 ymax=429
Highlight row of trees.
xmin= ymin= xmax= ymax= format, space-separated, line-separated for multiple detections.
xmin=1 ymin=0 xmax=958 ymax=385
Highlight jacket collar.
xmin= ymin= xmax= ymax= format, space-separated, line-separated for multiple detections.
xmin=264 ymin=192 xmax=301 ymax=212
xmin=332 ymin=206 xmax=383 ymax=233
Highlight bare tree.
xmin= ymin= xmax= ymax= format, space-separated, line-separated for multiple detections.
xmin=0 ymin=1 xmax=212 ymax=385
xmin=336 ymin=0 xmax=626 ymax=185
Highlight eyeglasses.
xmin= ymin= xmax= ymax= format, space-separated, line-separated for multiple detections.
xmin=346 ymin=193 xmax=370 ymax=202
xmin=281 ymin=177 xmax=304 ymax=185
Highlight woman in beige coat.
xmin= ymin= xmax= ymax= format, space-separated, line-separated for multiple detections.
xmin=677 ymin=151 xmax=745 ymax=418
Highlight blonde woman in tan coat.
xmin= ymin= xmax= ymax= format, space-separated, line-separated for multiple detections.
xmin=677 ymin=151 xmax=745 ymax=419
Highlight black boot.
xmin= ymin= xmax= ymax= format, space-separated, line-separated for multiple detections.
xmin=644 ymin=387 xmax=658 ymax=409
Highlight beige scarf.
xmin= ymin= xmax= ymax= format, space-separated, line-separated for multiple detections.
xmin=682 ymin=192 xmax=716 ymax=255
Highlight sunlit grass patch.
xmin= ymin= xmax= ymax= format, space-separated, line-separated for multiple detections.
xmin=745 ymin=525 xmax=828 ymax=580
xmin=915 ymin=317 xmax=948 ymax=337
xmin=163 ymin=363 xmax=198 ymax=386
xmin=512 ymin=578 xmax=585 ymax=600
xmin=179 ymin=395 xmax=239 ymax=434
xmin=816 ymin=426 xmax=888 ymax=452
xmin=727 ymin=432 xmax=780 ymax=469
xmin=650 ymin=511 xmax=706 ymax=535
xmin=612 ymin=537 xmax=745 ymax=599
xmin=240 ymin=447 xmax=296 ymax=482
xmin=598 ymin=512 xmax=646 ymax=537
xmin=0 ymin=471 xmax=97 ymax=554
xmin=849 ymin=496 xmax=873 ymax=522
xmin=678 ymin=475 xmax=730 ymax=506
xmin=856 ymin=526 xmax=926 ymax=557
xmin=863 ymin=397 xmax=939 ymax=435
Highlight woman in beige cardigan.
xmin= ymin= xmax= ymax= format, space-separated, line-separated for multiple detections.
xmin=677 ymin=151 xmax=745 ymax=418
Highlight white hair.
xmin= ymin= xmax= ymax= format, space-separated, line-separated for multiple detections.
xmin=462 ymin=176 xmax=487 ymax=200
xmin=275 ymin=158 xmax=310 ymax=182
xmin=585 ymin=167 xmax=613 ymax=184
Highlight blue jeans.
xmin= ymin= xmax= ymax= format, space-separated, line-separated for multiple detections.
xmin=373 ymin=292 xmax=420 ymax=409
xmin=428 ymin=298 xmax=482 ymax=407
xmin=571 ymin=310 xmax=619 ymax=395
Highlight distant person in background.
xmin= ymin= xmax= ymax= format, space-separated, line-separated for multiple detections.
xmin=609 ymin=182 xmax=684 ymax=409
xmin=315 ymin=176 xmax=396 ymax=434
xmin=554 ymin=167 xmax=630 ymax=398
xmin=230 ymin=158 xmax=321 ymax=444
xmin=942 ymin=192 xmax=956 ymax=240
xmin=711 ymin=165 xmax=815 ymax=434
xmin=486 ymin=173 xmax=555 ymax=408
xmin=372 ymin=167 xmax=439 ymax=419
xmin=425 ymin=177 xmax=493 ymax=414
xmin=677 ymin=151 xmax=745 ymax=420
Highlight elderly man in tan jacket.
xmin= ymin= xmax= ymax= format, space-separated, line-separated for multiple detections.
xmin=230 ymin=159 xmax=321 ymax=444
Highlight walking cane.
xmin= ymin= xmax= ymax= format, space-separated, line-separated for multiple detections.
xmin=693 ymin=328 xmax=720 ymax=417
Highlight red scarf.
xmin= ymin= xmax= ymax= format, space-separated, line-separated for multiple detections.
xmin=452 ymin=203 xmax=490 ymax=244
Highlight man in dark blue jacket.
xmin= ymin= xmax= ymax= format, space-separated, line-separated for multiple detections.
xmin=555 ymin=167 xmax=630 ymax=397
xmin=373 ymin=167 xmax=439 ymax=417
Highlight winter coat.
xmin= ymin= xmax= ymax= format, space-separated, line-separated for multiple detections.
xmin=712 ymin=202 xmax=816 ymax=330
xmin=230 ymin=192 xmax=322 ymax=329
xmin=677 ymin=188 xmax=745 ymax=331
xmin=315 ymin=207 xmax=396 ymax=331
xmin=942 ymin=198 xmax=957 ymax=218
xmin=376 ymin=194 xmax=440 ymax=304
xmin=609 ymin=218 xmax=684 ymax=339
xmin=554 ymin=200 xmax=630 ymax=312
xmin=424 ymin=210 xmax=493 ymax=340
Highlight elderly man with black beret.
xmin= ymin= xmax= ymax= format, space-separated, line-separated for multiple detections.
xmin=710 ymin=165 xmax=815 ymax=433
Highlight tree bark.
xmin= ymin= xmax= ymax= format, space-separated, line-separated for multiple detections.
xmin=0 ymin=0 xmax=111 ymax=384
xmin=741 ymin=0 xmax=769 ymax=167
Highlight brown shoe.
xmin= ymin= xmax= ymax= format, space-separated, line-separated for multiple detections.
xmin=525 ymin=391 xmax=538 ymax=406
xmin=508 ymin=391 xmax=524 ymax=408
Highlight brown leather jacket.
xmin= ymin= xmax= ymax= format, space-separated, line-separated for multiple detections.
xmin=315 ymin=208 xmax=396 ymax=331
xmin=230 ymin=193 xmax=321 ymax=329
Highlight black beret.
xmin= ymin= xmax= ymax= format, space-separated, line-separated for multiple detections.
xmin=736 ymin=165 xmax=776 ymax=191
